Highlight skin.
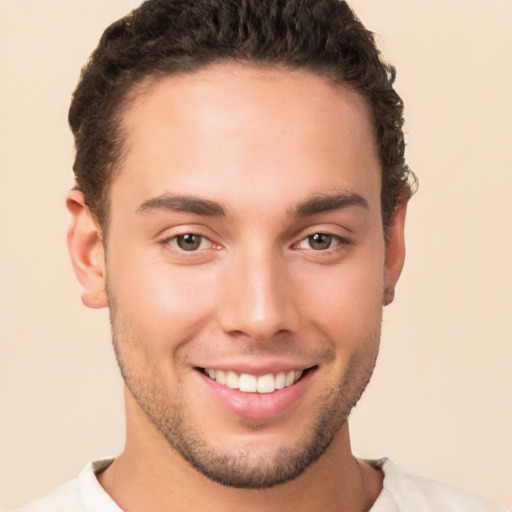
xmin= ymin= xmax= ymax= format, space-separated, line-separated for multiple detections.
xmin=67 ymin=64 xmax=407 ymax=512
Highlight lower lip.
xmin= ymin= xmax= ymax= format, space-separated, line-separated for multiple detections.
xmin=197 ymin=369 xmax=315 ymax=420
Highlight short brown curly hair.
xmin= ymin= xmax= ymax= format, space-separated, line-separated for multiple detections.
xmin=69 ymin=0 xmax=415 ymax=230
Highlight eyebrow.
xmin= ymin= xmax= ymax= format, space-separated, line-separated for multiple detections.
xmin=136 ymin=191 xmax=368 ymax=218
xmin=136 ymin=194 xmax=226 ymax=217
xmin=291 ymin=192 xmax=369 ymax=217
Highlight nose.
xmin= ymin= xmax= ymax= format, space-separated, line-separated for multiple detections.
xmin=217 ymin=246 xmax=300 ymax=342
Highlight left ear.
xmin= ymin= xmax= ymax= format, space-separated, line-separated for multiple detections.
xmin=383 ymin=200 xmax=408 ymax=306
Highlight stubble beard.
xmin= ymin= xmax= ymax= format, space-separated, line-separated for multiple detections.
xmin=108 ymin=294 xmax=381 ymax=489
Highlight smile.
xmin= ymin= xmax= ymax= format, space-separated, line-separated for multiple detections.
xmin=201 ymin=368 xmax=305 ymax=394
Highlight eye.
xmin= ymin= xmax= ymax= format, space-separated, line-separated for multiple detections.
xmin=297 ymin=233 xmax=343 ymax=251
xmin=168 ymin=233 xmax=211 ymax=251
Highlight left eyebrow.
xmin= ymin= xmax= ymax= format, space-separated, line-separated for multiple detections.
xmin=291 ymin=192 xmax=369 ymax=217
xmin=136 ymin=194 xmax=226 ymax=217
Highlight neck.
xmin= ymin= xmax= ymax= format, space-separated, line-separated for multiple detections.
xmin=98 ymin=392 xmax=382 ymax=512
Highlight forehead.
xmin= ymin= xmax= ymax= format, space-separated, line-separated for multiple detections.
xmin=113 ymin=63 xmax=381 ymax=217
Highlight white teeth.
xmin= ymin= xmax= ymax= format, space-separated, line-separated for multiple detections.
xmin=285 ymin=370 xmax=296 ymax=387
xmin=275 ymin=372 xmax=286 ymax=390
xmin=225 ymin=371 xmax=239 ymax=389
xmin=239 ymin=374 xmax=257 ymax=392
xmin=216 ymin=369 xmax=226 ymax=385
xmin=257 ymin=373 xmax=276 ymax=394
xmin=204 ymin=368 xmax=305 ymax=393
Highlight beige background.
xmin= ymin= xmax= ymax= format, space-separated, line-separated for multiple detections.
xmin=1 ymin=0 xmax=511 ymax=509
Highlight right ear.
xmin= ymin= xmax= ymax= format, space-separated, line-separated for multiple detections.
xmin=66 ymin=190 xmax=107 ymax=309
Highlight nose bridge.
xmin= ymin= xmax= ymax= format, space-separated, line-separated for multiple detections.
xmin=218 ymin=239 xmax=299 ymax=341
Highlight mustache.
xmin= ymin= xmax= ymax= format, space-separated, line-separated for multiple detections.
xmin=176 ymin=338 xmax=337 ymax=366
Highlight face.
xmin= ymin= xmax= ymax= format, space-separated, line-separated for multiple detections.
xmin=73 ymin=64 xmax=405 ymax=489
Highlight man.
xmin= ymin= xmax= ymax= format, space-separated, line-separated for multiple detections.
xmin=17 ymin=0 xmax=504 ymax=511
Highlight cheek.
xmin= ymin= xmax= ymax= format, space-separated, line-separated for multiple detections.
xmin=106 ymin=247 xmax=220 ymax=351
xmin=295 ymin=257 xmax=385 ymax=347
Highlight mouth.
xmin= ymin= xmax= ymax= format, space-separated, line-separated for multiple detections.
xmin=198 ymin=367 xmax=313 ymax=394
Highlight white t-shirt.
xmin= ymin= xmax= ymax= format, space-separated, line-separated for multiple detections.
xmin=15 ymin=458 xmax=505 ymax=512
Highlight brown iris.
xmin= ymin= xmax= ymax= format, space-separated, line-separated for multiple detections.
xmin=176 ymin=234 xmax=203 ymax=251
xmin=308 ymin=233 xmax=334 ymax=250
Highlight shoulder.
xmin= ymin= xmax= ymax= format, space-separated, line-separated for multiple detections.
xmin=15 ymin=478 xmax=83 ymax=512
xmin=371 ymin=458 xmax=506 ymax=512
xmin=13 ymin=459 xmax=118 ymax=512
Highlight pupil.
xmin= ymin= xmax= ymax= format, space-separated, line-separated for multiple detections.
xmin=178 ymin=234 xmax=201 ymax=250
xmin=309 ymin=233 xmax=331 ymax=250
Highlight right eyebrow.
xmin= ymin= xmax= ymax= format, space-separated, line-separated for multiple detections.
xmin=136 ymin=194 xmax=227 ymax=217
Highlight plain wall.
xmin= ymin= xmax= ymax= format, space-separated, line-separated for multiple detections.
xmin=1 ymin=0 xmax=511 ymax=509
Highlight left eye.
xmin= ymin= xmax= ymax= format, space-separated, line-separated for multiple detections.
xmin=169 ymin=234 xmax=211 ymax=251
xmin=297 ymin=233 xmax=341 ymax=251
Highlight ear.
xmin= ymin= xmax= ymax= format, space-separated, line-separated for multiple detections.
xmin=66 ymin=190 xmax=107 ymax=309
xmin=383 ymin=200 xmax=408 ymax=306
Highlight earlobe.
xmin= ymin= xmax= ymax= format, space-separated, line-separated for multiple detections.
xmin=66 ymin=190 xmax=108 ymax=309
xmin=383 ymin=200 xmax=408 ymax=306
